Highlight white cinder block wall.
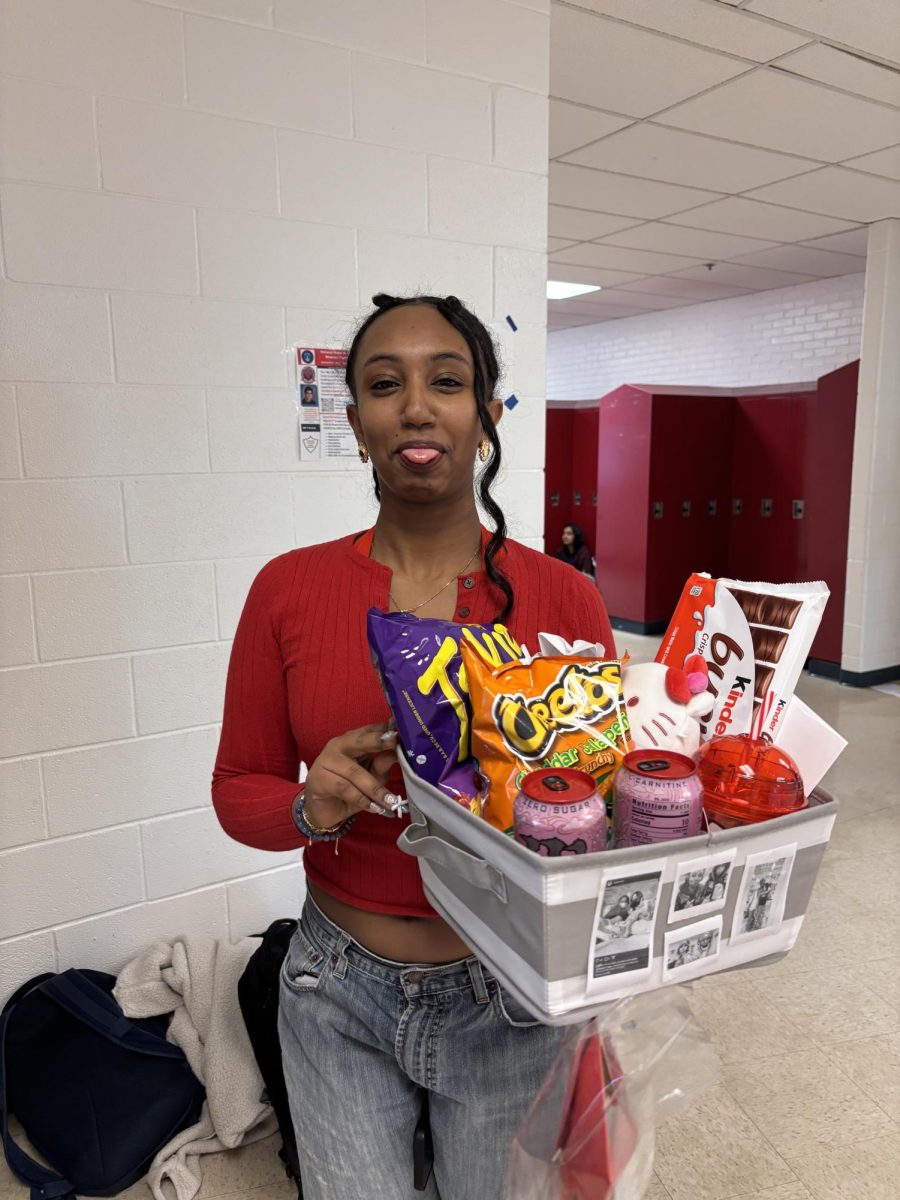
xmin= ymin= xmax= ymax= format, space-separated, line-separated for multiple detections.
xmin=0 ymin=0 xmax=551 ymax=1001
xmin=546 ymin=273 xmax=864 ymax=400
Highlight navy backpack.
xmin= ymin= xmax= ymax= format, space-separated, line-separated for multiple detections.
xmin=1 ymin=968 xmax=205 ymax=1199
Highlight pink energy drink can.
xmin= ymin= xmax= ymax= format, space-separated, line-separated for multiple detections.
xmin=514 ymin=768 xmax=606 ymax=857
xmin=612 ymin=751 xmax=703 ymax=848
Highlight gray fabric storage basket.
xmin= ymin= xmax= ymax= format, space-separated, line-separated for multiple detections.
xmin=398 ymin=757 xmax=838 ymax=1025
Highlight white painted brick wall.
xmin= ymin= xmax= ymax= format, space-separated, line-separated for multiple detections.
xmin=547 ymin=274 xmax=864 ymax=399
xmin=0 ymin=0 xmax=550 ymax=998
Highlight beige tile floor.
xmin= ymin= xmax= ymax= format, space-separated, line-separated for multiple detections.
xmin=2 ymin=649 xmax=898 ymax=1200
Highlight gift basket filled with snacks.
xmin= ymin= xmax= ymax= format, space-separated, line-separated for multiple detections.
xmin=368 ymin=574 xmax=842 ymax=1027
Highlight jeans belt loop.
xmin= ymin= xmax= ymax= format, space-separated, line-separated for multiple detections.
xmin=329 ymin=932 xmax=351 ymax=980
xmin=466 ymin=958 xmax=490 ymax=1005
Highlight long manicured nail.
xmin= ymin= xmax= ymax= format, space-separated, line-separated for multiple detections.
xmin=368 ymin=801 xmax=393 ymax=817
xmin=380 ymin=730 xmax=398 ymax=743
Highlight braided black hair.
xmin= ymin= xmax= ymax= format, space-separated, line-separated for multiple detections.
xmin=345 ymin=292 xmax=514 ymax=622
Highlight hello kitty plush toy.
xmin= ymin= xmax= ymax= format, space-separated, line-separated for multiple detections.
xmin=623 ymin=655 xmax=709 ymax=757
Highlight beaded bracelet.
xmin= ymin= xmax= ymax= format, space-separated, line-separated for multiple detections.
xmin=292 ymin=794 xmax=356 ymax=855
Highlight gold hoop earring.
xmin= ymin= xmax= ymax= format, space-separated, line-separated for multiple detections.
xmin=478 ymin=438 xmax=490 ymax=463
xmin=358 ymin=444 xmax=369 ymax=464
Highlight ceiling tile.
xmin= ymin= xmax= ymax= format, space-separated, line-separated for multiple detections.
xmin=598 ymin=220 xmax=778 ymax=259
xmin=667 ymin=196 xmax=856 ymax=240
xmin=547 ymin=236 xmax=579 ymax=253
xmin=548 ymin=311 xmax=611 ymax=328
xmin=549 ymin=297 xmax=648 ymax=316
xmin=799 ymin=227 xmax=870 ymax=255
xmin=549 ymin=100 xmax=632 ymax=158
xmin=843 ymin=144 xmax=900 ymax=183
xmin=746 ymin=165 xmax=900 ymax=221
xmin=548 ymin=204 xmax=642 ymax=240
xmin=549 ymin=161 xmax=722 ymax=218
xmin=547 ymin=261 xmax=647 ymax=286
xmin=669 ymin=262 xmax=818 ymax=289
xmin=745 ymin=0 xmax=900 ymax=66
xmin=550 ymin=6 xmax=750 ymax=117
xmin=661 ymin=68 xmax=900 ymax=160
xmin=551 ymin=242 xmax=703 ymax=274
xmin=728 ymin=244 xmax=867 ymax=276
xmin=562 ymin=0 xmax=811 ymax=61
xmin=562 ymin=122 xmax=819 ymax=192
xmin=593 ymin=287 xmax=694 ymax=309
xmin=773 ymin=43 xmax=900 ymax=107
xmin=551 ymin=298 xmax=656 ymax=318
xmin=618 ymin=275 xmax=756 ymax=300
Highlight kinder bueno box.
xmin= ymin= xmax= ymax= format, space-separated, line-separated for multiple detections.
xmin=657 ymin=574 xmax=828 ymax=742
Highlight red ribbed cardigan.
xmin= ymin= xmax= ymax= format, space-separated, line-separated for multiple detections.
xmin=212 ymin=530 xmax=616 ymax=917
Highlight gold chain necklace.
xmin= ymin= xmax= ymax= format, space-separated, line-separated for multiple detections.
xmin=374 ymin=538 xmax=482 ymax=614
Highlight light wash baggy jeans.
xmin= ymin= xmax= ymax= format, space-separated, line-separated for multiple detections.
xmin=278 ymin=896 xmax=563 ymax=1200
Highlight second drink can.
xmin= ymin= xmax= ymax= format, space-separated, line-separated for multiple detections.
xmin=612 ymin=750 xmax=703 ymax=848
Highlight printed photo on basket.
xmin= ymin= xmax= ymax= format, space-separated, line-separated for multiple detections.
xmin=732 ymin=844 xmax=797 ymax=942
xmin=663 ymin=916 xmax=723 ymax=980
xmin=588 ymin=863 xmax=664 ymax=984
xmin=668 ymin=848 xmax=737 ymax=922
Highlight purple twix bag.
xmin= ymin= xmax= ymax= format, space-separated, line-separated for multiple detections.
xmin=367 ymin=609 xmax=522 ymax=811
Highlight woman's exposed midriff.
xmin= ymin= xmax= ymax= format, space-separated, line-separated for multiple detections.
xmin=307 ymin=880 xmax=473 ymax=964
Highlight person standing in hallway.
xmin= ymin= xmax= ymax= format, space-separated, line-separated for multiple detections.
xmin=212 ymin=293 xmax=616 ymax=1200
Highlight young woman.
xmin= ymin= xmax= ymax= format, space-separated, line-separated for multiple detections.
xmin=554 ymin=522 xmax=594 ymax=575
xmin=212 ymin=294 xmax=615 ymax=1200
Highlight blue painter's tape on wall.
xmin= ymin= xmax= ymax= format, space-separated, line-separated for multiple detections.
xmin=505 ymin=394 xmax=519 ymax=410
xmin=505 ymin=315 xmax=518 ymax=331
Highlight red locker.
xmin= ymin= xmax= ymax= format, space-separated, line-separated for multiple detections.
xmin=544 ymin=407 xmax=599 ymax=556
xmin=544 ymin=408 xmax=573 ymax=555
xmin=571 ymin=407 xmax=600 ymax=537
xmin=595 ymin=386 xmax=733 ymax=627
xmin=595 ymin=386 xmax=653 ymax=622
xmin=586 ymin=370 xmax=857 ymax=650
xmin=802 ymin=361 xmax=858 ymax=664
xmin=646 ymin=392 xmax=734 ymax=622
xmin=727 ymin=389 xmax=812 ymax=583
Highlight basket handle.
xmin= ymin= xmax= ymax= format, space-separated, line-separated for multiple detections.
xmin=398 ymin=818 xmax=508 ymax=903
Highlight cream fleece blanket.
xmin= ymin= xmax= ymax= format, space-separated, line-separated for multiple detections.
xmin=114 ymin=937 xmax=278 ymax=1200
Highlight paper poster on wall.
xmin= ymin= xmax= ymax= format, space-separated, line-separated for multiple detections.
xmin=296 ymin=347 xmax=357 ymax=463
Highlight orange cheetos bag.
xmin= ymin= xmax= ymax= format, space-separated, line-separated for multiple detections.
xmin=461 ymin=647 xmax=632 ymax=835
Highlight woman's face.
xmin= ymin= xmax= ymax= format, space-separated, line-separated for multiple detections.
xmin=562 ymin=526 xmax=574 ymax=546
xmin=347 ymin=304 xmax=501 ymax=506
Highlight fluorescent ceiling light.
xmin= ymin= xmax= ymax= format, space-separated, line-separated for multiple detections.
xmin=546 ymin=280 xmax=602 ymax=300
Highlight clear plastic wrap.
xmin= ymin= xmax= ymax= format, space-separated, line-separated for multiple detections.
xmin=504 ymin=987 xmax=719 ymax=1200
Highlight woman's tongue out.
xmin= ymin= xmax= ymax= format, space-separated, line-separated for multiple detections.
xmin=399 ymin=445 xmax=443 ymax=470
